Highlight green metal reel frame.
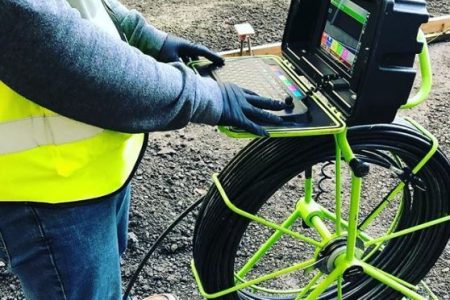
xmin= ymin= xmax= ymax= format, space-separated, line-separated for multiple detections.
xmin=191 ymin=31 xmax=449 ymax=299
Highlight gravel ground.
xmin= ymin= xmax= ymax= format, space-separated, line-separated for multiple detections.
xmin=0 ymin=0 xmax=449 ymax=299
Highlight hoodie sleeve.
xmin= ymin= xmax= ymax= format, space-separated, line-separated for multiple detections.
xmin=0 ymin=0 xmax=223 ymax=133
xmin=103 ymin=0 xmax=168 ymax=59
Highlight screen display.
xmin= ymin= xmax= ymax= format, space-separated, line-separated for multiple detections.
xmin=320 ymin=0 xmax=370 ymax=73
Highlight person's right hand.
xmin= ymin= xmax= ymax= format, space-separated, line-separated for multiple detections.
xmin=218 ymin=82 xmax=288 ymax=137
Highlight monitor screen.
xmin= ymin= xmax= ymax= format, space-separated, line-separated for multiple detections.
xmin=320 ymin=0 xmax=370 ymax=73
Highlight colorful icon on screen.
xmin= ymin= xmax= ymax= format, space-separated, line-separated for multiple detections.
xmin=321 ymin=32 xmax=356 ymax=69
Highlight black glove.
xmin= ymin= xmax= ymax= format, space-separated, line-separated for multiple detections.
xmin=159 ymin=35 xmax=225 ymax=65
xmin=218 ymin=83 xmax=288 ymax=137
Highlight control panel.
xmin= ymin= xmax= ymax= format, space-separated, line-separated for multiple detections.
xmin=211 ymin=57 xmax=309 ymax=123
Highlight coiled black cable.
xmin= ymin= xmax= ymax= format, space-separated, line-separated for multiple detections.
xmin=315 ymin=161 xmax=334 ymax=202
xmin=193 ymin=123 xmax=450 ymax=300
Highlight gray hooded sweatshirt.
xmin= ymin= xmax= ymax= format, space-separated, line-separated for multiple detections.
xmin=0 ymin=0 xmax=223 ymax=133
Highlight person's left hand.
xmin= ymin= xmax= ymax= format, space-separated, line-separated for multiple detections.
xmin=159 ymin=35 xmax=225 ymax=65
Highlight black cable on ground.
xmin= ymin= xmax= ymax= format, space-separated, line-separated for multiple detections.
xmin=123 ymin=197 xmax=204 ymax=300
xmin=193 ymin=123 xmax=450 ymax=300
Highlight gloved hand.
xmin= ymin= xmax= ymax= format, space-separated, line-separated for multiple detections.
xmin=218 ymin=82 xmax=288 ymax=137
xmin=159 ymin=35 xmax=225 ymax=65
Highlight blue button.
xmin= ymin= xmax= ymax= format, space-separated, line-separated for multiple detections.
xmin=293 ymin=90 xmax=303 ymax=97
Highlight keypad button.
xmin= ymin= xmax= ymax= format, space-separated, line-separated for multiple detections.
xmin=213 ymin=58 xmax=304 ymax=101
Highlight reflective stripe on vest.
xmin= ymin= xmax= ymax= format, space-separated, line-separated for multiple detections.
xmin=0 ymin=116 xmax=103 ymax=154
xmin=0 ymin=0 xmax=145 ymax=203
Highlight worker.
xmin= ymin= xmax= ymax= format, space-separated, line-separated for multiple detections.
xmin=0 ymin=0 xmax=287 ymax=299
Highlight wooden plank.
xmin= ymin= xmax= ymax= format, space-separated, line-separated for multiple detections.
xmin=221 ymin=15 xmax=450 ymax=57
xmin=222 ymin=43 xmax=281 ymax=57
xmin=423 ymin=15 xmax=450 ymax=42
xmin=421 ymin=15 xmax=450 ymax=35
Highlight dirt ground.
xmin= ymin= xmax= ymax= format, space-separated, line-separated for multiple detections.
xmin=0 ymin=0 xmax=449 ymax=299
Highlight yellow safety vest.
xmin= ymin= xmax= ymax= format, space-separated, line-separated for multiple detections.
xmin=0 ymin=0 xmax=145 ymax=203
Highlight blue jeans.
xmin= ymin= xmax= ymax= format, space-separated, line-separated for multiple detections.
xmin=0 ymin=185 xmax=131 ymax=300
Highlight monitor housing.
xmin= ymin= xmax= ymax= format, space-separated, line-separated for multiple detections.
xmin=282 ymin=0 xmax=429 ymax=125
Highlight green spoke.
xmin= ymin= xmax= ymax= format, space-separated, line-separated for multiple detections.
xmin=358 ymin=184 xmax=405 ymax=231
xmin=360 ymin=261 xmax=424 ymax=300
xmin=295 ymin=272 xmax=323 ymax=300
xmin=237 ymin=210 xmax=301 ymax=278
xmin=334 ymin=137 xmax=343 ymax=235
xmin=305 ymin=263 xmax=348 ymax=300
xmin=213 ymin=173 xmax=323 ymax=247
xmin=421 ymin=281 xmax=439 ymax=300
xmin=310 ymin=216 xmax=333 ymax=240
xmin=234 ymin=273 xmax=307 ymax=295
xmin=346 ymin=175 xmax=363 ymax=260
xmin=362 ymin=194 xmax=404 ymax=261
xmin=384 ymin=192 xmax=405 ymax=237
xmin=335 ymin=130 xmax=364 ymax=261
xmin=337 ymin=276 xmax=343 ymax=300
xmin=360 ymin=261 xmax=418 ymax=291
xmin=321 ymin=207 xmax=373 ymax=242
xmin=361 ymin=243 xmax=384 ymax=263
xmin=365 ymin=215 xmax=450 ymax=247
xmin=192 ymin=258 xmax=317 ymax=299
